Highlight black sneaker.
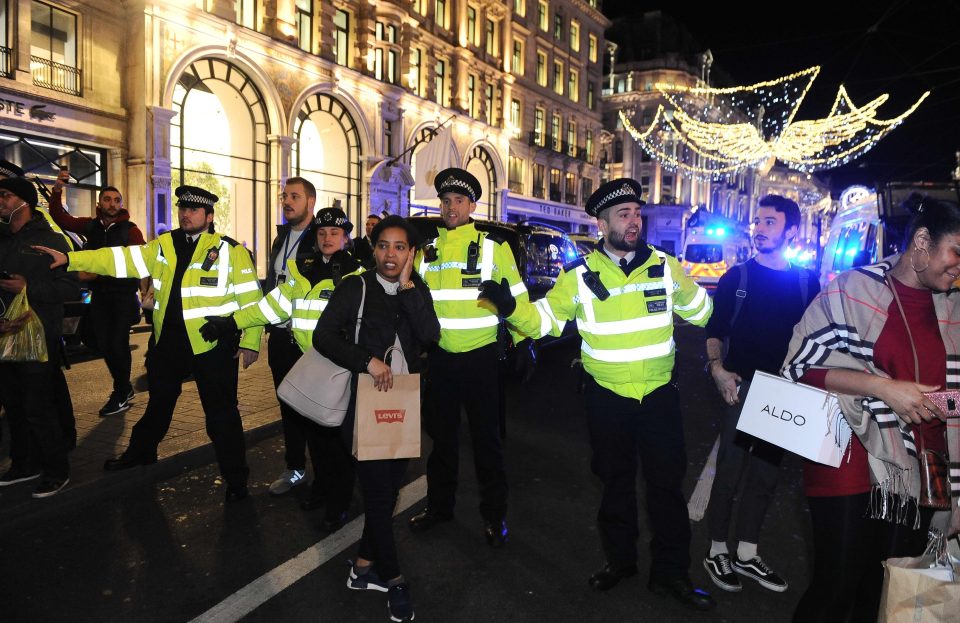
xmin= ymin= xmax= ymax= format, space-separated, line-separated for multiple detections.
xmin=703 ymin=553 xmax=742 ymax=592
xmin=733 ymin=556 xmax=788 ymax=592
xmin=387 ymin=583 xmax=415 ymax=622
xmin=0 ymin=467 xmax=41 ymax=487
xmin=32 ymin=477 xmax=69 ymax=499
xmin=99 ymin=391 xmax=132 ymax=417
xmin=346 ymin=564 xmax=389 ymax=592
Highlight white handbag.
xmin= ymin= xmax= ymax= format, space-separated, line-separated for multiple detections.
xmin=277 ymin=277 xmax=366 ymax=427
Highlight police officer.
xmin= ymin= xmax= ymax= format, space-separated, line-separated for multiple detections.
xmin=202 ymin=207 xmax=361 ymax=530
xmin=36 ymin=185 xmax=263 ymax=502
xmin=408 ymin=168 xmax=529 ymax=547
xmin=483 ymin=179 xmax=717 ymax=609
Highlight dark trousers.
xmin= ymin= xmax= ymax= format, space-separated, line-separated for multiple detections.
xmin=424 ymin=343 xmax=507 ymax=522
xmin=792 ymin=493 xmax=931 ymax=623
xmin=53 ymin=359 xmax=75 ymax=448
xmin=267 ymin=328 xmax=308 ymax=471
xmin=0 ymin=351 xmax=69 ymax=480
xmin=90 ymin=290 xmax=138 ymax=394
xmin=127 ymin=332 xmax=248 ymax=488
xmin=585 ymin=377 xmax=691 ymax=579
xmin=356 ymin=457 xmax=409 ymax=581
xmin=706 ymin=380 xmax=784 ymax=545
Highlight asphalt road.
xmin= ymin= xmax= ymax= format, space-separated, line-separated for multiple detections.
xmin=0 ymin=324 xmax=813 ymax=623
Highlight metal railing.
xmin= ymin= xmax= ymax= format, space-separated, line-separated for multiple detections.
xmin=0 ymin=46 xmax=13 ymax=78
xmin=31 ymin=56 xmax=81 ymax=96
xmin=508 ymin=180 xmax=524 ymax=194
xmin=527 ymin=131 xmax=591 ymax=161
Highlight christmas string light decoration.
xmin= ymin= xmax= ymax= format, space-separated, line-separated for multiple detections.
xmin=621 ymin=66 xmax=929 ymax=178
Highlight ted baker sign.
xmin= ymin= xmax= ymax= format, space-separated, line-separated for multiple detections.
xmin=375 ymin=409 xmax=405 ymax=424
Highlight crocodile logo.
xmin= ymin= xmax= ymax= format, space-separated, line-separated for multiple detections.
xmin=29 ymin=105 xmax=56 ymax=122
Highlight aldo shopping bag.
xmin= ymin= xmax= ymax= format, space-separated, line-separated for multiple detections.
xmin=736 ymin=371 xmax=844 ymax=467
xmin=353 ymin=345 xmax=421 ymax=461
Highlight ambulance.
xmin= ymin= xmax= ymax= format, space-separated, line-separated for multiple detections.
xmin=680 ymin=225 xmax=752 ymax=289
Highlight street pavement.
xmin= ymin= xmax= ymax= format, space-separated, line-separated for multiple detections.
xmin=0 ymin=323 xmax=815 ymax=623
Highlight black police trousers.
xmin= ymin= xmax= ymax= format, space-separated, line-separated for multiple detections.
xmin=90 ymin=290 xmax=138 ymax=394
xmin=585 ymin=377 xmax=691 ymax=580
xmin=267 ymin=328 xmax=309 ymax=471
xmin=424 ymin=343 xmax=507 ymax=522
xmin=126 ymin=332 xmax=248 ymax=488
xmin=0 ymin=339 xmax=69 ymax=480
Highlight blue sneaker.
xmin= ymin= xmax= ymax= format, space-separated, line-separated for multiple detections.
xmin=347 ymin=564 xmax=388 ymax=592
xmin=387 ymin=583 xmax=415 ymax=622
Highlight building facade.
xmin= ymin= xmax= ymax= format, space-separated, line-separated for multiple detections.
xmin=0 ymin=0 xmax=607 ymax=278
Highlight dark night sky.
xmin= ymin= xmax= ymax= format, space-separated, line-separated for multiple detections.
xmin=601 ymin=1 xmax=960 ymax=194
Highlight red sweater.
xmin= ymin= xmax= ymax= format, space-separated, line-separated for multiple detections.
xmin=47 ymin=189 xmax=145 ymax=245
xmin=801 ymin=276 xmax=947 ymax=497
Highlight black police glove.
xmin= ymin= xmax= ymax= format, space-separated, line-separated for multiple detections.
xmin=515 ymin=338 xmax=537 ymax=384
xmin=478 ymin=278 xmax=516 ymax=317
xmin=200 ymin=315 xmax=237 ymax=343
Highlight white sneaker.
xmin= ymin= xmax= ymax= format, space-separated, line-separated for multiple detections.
xmin=268 ymin=469 xmax=306 ymax=496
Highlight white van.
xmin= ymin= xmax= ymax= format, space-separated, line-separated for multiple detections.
xmin=680 ymin=227 xmax=752 ymax=289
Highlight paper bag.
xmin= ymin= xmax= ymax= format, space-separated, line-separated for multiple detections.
xmin=353 ymin=373 xmax=421 ymax=461
xmin=736 ymin=371 xmax=843 ymax=467
xmin=879 ymin=556 xmax=959 ymax=622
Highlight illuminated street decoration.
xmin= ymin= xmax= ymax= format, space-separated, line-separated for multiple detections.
xmin=621 ymin=66 xmax=929 ymax=178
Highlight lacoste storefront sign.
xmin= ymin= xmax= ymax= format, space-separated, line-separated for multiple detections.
xmin=0 ymin=93 xmax=57 ymax=123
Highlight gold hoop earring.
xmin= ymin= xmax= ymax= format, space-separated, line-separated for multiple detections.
xmin=910 ymin=247 xmax=930 ymax=273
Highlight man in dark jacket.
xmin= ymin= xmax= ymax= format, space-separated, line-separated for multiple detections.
xmin=263 ymin=176 xmax=320 ymax=496
xmin=49 ymin=170 xmax=146 ymax=416
xmin=351 ymin=214 xmax=380 ymax=268
xmin=0 ymin=176 xmax=79 ymax=498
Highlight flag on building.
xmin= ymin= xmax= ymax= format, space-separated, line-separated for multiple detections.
xmin=414 ymin=125 xmax=458 ymax=200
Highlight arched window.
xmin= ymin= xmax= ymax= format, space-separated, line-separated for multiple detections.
xmin=292 ymin=93 xmax=362 ymax=223
xmin=465 ymin=145 xmax=497 ymax=220
xmin=170 ymin=58 xmax=270 ymax=272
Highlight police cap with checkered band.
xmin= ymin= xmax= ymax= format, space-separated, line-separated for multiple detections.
xmin=315 ymin=207 xmax=353 ymax=234
xmin=175 ymin=185 xmax=219 ymax=213
xmin=0 ymin=160 xmax=25 ymax=179
xmin=434 ymin=167 xmax=482 ymax=203
xmin=584 ymin=178 xmax=645 ymax=217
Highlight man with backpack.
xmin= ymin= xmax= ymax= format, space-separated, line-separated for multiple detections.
xmin=48 ymin=170 xmax=145 ymax=417
xmin=702 ymin=195 xmax=820 ymax=594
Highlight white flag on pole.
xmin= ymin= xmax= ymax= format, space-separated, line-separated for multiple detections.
xmin=414 ymin=126 xmax=458 ymax=200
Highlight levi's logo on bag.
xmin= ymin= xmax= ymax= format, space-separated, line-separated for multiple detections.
xmin=375 ymin=409 xmax=405 ymax=424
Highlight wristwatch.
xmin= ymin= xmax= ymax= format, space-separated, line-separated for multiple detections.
xmin=398 ymin=281 xmax=415 ymax=292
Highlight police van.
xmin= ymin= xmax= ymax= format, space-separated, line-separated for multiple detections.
xmin=680 ymin=226 xmax=752 ymax=289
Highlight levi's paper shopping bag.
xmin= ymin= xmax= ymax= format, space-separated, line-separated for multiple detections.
xmin=353 ymin=373 xmax=421 ymax=461
xmin=736 ymin=371 xmax=844 ymax=467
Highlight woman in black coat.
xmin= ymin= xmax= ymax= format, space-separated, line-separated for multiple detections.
xmin=313 ymin=215 xmax=439 ymax=623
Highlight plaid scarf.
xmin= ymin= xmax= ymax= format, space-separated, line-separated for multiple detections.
xmin=782 ymin=257 xmax=960 ymax=527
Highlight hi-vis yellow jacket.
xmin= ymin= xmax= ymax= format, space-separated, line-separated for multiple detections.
xmin=233 ymin=257 xmax=363 ymax=353
xmin=415 ymin=221 xmax=528 ymax=353
xmin=67 ymin=231 xmax=263 ymax=354
xmin=508 ymin=245 xmax=712 ymax=400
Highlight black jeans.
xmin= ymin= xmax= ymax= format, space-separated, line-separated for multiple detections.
xmin=424 ymin=343 xmax=507 ymax=522
xmin=792 ymin=493 xmax=932 ymax=623
xmin=126 ymin=332 xmax=248 ymax=488
xmin=90 ymin=290 xmax=138 ymax=394
xmin=267 ymin=328 xmax=309 ymax=471
xmin=356 ymin=457 xmax=409 ymax=581
xmin=585 ymin=378 xmax=691 ymax=579
xmin=707 ymin=380 xmax=785 ymax=545
xmin=0 ymin=347 xmax=69 ymax=480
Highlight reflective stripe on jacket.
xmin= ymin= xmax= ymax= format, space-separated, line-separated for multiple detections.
xmin=68 ymin=231 xmax=264 ymax=354
xmin=509 ymin=245 xmax=712 ymax=400
xmin=415 ymin=221 xmax=528 ymax=353
xmin=234 ymin=258 xmax=363 ymax=352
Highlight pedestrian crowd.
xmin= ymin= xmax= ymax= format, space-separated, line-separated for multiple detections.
xmin=0 ymin=156 xmax=957 ymax=622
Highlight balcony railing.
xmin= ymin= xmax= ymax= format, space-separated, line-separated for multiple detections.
xmin=0 ymin=46 xmax=13 ymax=78
xmin=31 ymin=56 xmax=81 ymax=96
xmin=527 ymin=131 xmax=592 ymax=162
xmin=508 ymin=180 xmax=523 ymax=194
xmin=532 ymin=186 xmax=545 ymax=199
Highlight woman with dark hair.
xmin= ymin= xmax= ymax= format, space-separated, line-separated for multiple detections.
xmin=314 ymin=215 xmax=440 ymax=623
xmin=783 ymin=199 xmax=960 ymax=622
